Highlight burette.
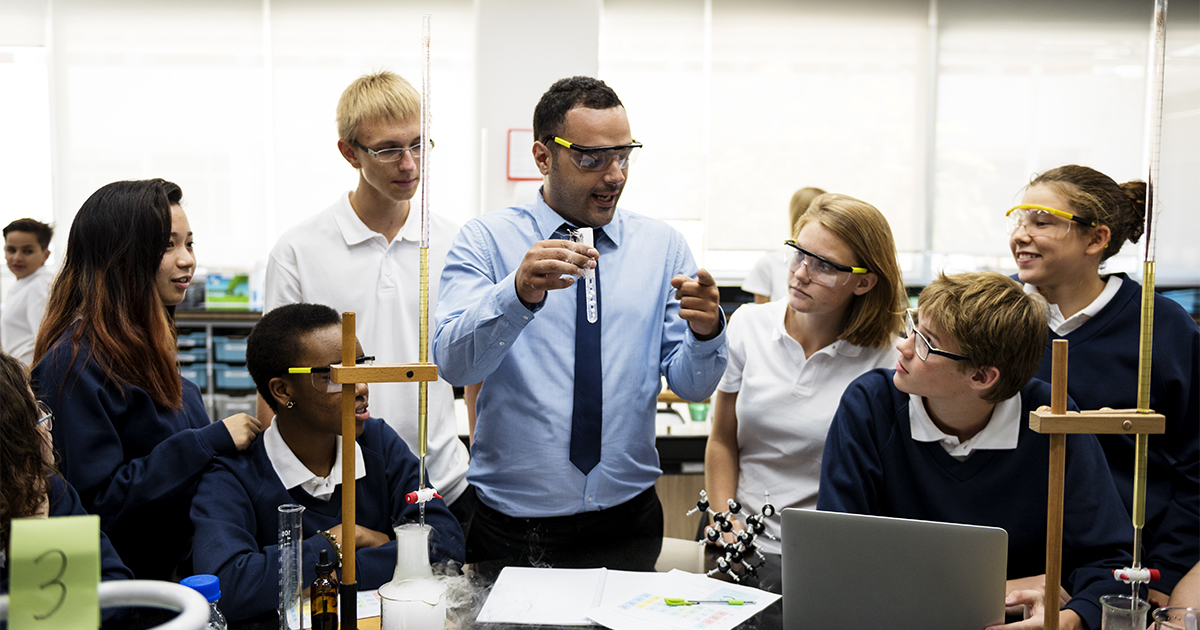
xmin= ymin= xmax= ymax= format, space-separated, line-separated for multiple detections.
xmin=417 ymin=12 xmax=433 ymax=523
xmin=1129 ymin=0 xmax=1167 ymax=590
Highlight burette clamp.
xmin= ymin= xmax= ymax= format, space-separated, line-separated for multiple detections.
xmin=1113 ymin=567 xmax=1160 ymax=584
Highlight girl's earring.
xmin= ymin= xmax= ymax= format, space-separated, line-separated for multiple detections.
xmin=286 ymin=400 xmax=295 ymax=409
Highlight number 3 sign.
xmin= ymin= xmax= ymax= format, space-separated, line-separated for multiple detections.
xmin=9 ymin=515 xmax=100 ymax=629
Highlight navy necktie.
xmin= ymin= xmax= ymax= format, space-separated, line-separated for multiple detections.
xmin=555 ymin=224 xmax=603 ymax=474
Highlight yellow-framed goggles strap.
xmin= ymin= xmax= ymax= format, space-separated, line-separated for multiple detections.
xmin=287 ymin=355 xmax=374 ymax=376
xmin=1005 ymin=204 xmax=1098 ymax=229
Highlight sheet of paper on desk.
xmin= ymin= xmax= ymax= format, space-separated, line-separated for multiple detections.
xmin=286 ymin=588 xmax=382 ymax=629
xmin=587 ymin=570 xmax=779 ymax=630
xmin=474 ymin=567 xmax=777 ymax=628
xmin=476 ymin=567 xmax=603 ymax=625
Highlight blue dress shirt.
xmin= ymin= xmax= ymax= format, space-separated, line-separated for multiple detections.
xmin=434 ymin=192 xmax=727 ymax=517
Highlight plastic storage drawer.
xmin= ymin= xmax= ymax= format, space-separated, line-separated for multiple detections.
xmin=214 ymin=363 xmax=254 ymax=392
xmin=176 ymin=347 xmax=207 ymax=364
xmin=176 ymin=331 xmax=208 ymax=348
xmin=214 ymin=393 xmax=256 ymax=419
xmin=213 ymin=336 xmax=249 ymax=363
xmin=179 ymin=365 xmax=207 ymax=389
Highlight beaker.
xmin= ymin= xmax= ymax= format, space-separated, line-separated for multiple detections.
xmin=1153 ymin=607 xmax=1200 ymax=630
xmin=1101 ymin=594 xmax=1150 ymax=630
xmin=278 ymin=504 xmax=305 ymax=630
xmin=378 ymin=523 xmax=447 ymax=630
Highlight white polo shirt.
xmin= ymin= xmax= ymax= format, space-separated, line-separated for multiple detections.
xmin=265 ymin=192 xmax=470 ymax=504
xmin=263 ymin=420 xmax=365 ymax=501
xmin=1024 ymin=275 xmax=1122 ymax=336
xmin=1 ymin=264 xmax=54 ymax=366
xmin=908 ymin=392 xmax=1021 ymax=461
xmin=717 ymin=300 xmax=899 ymax=554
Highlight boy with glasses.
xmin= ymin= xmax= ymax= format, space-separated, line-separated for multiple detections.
xmin=265 ymin=71 xmax=473 ymax=529
xmin=818 ymin=272 xmax=1133 ymax=630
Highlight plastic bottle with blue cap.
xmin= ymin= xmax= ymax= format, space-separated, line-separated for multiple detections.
xmin=180 ymin=574 xmax=228 ymax=630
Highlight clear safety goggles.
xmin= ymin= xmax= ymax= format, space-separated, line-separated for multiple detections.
xmin=287 ymin=356 xmax=374 ymax=393
xmin=552 ymin=136 xmax=643 ymax=172
xmin=784 ymin=239 xmax=868 ymax=288
xmin=1005 ymin=204 xmax=1096 ymax=239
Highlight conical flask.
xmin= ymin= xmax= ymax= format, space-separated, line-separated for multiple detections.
xmin=378 ymin=523 xmax=447 ymax=630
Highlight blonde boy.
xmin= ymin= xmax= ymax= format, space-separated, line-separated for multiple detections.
xmin=264 ymin=71 xmax=473 ymax=524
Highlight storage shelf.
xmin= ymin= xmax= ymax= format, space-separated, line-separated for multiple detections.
xmin=174 ymin=311 xmax=261 ymax=421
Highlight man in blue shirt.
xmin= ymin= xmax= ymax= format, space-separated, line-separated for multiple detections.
xmin=433 ymin=76 xmax=727 ymax=570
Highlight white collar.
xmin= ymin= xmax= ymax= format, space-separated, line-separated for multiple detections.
xmin=263 ymin=420 xmax=366 ymax=501
xmin=1025 ymin=275 xmax=1122 ymax=335
xmin=908 ymin=392 xmax=1021 ymax=460
xmin=771 ymin=301 xmax=865 ymax=359
xmin=332 ymin=191 xmax=417 ymax=247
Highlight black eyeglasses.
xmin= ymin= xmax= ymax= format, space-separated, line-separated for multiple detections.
xmin=352 ymin=139 xmax=432 ymax=163
xmin=901 ymin=309 xmax=971 ymax=362
xmin=287 ymin=356 xmax=375 ymax=393
xmin=551 ymin=137 xmax=643 ymax=172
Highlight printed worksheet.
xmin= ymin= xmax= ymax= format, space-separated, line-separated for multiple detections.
xmin=587 ymin=571 xmax=779 ymax=630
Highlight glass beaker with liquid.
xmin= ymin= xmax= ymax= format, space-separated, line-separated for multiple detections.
xmin=1101 ymin=594 xmax=1150 ymax=630
xmin=378 ymin=523 xmax=447 ymax=630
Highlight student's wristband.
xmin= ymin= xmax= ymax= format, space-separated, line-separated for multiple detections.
xmin=319 ymin=530 xmax=342 ymax=567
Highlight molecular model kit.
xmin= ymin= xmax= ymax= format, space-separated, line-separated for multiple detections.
xmin=686 ymin=490 xmax=777 ymax=583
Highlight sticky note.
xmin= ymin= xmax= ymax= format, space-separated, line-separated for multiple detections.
xmin=9 ymin=515 xmax=100 ymax=630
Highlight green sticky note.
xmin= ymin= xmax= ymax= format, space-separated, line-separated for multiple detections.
xmin=9 ymin=515 xmax=101 ymax=630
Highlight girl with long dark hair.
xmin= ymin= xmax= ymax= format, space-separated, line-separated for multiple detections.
xmin=32 ymin=179 xmax=262 ymax=580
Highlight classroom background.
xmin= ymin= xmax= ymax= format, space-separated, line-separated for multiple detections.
xmin=2 ymin=0 xmax=1198 ymax=300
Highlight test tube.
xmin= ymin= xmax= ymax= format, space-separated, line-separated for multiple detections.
xmin=574 ymin=228 xmax=598 ymax=323
xmin=278 ymin=504 xmax=305 ymax=630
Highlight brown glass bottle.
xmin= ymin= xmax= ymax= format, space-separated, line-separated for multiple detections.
xmin=311 ymin=549 xmax=338 ymax=630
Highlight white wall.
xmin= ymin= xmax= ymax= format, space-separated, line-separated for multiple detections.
xmin=475 ymin=0 xmax=601 ymax=214
xmin=1 ymin=0 xmax=1198 ymax=302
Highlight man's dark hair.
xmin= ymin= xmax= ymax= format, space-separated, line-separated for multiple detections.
xmin=3 ymin=218 xmax=54 ymax=250
xmin=532 ymin=76 xmax=624 ymax=145
xmin=246 ymin=303 xmax=341 ymax=411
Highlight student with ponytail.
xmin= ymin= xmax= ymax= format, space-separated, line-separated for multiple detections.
xmin=1006 ymin=164 xmax=1199 ymax=602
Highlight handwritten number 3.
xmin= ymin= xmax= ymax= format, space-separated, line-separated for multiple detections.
xmin=33 ymin=548 xmax=68 ymax=620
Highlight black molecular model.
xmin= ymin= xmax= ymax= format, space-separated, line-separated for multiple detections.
xmin=686 ymin=489 xmax=776 ymax=583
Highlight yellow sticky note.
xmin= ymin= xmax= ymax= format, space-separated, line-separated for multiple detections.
xmin=9 ymin=515 xmax=100 ymax=630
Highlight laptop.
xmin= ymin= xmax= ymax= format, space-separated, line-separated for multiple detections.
xmin=781 ymin=509 xmax=1008 ymax=629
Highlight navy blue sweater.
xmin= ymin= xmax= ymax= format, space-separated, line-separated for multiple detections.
xmin=32 ymin=331 xmax=237 ymax=580
xmin=2 ymin=476 xmax=133 ymax=628
xmin=190 ymin=418 xmax=465 ymax=622
xmin=818 ymin=370 xmax=1133 ymax=629
xmin=2 ymin=475 xmax=133 ymax=586
xmin=1032 ymin=273 xmax=1199 ymax=592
